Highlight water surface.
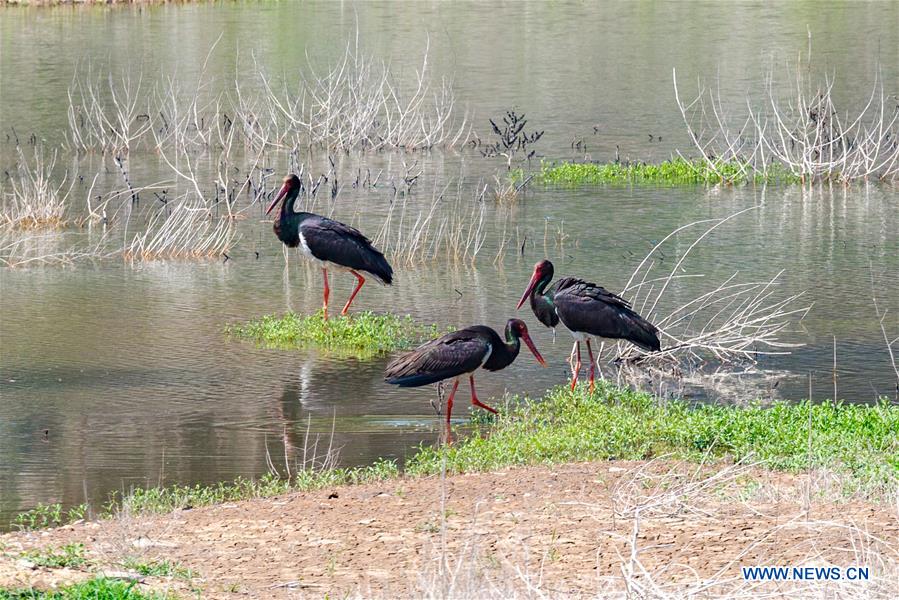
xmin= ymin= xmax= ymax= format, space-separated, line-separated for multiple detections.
xmin=1 ymin=1 xmax=897 ymax=528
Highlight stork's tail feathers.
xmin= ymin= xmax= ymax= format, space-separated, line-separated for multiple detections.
xmin=625 ymin=314 xmax=661 ymax=352
xmin=369 ymin=251 xmax=393 ymax=285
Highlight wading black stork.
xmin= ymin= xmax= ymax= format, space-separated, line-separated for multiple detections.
xmin=267 ymin=175 xmax=393 ymax=319
xmin=517 ymin=260 xmax=660 ymax=392
xmin=384 ymin=319 xmax=546 ymax=432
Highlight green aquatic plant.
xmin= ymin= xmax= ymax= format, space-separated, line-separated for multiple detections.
xmin=12 ymin=503 xmax=87 ymax=531
xmin=226 ymin=311 xmax=442 ymax=358
xmin=406 ymin=383 xmax=899 ymax=498
xmin=529 ymin=158 xmax=802 ymax=185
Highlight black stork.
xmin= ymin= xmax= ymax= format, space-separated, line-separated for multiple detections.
xmin=517 ymin=260 xmax=660 ymax=392
xmin=267 ymin=174 xmax=393 ymax=319
xmin=384 ymin=319 xmax=546 ymax=431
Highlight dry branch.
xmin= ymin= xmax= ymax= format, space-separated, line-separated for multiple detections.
xmin=617 ymin=207 xmax=812 ymax=366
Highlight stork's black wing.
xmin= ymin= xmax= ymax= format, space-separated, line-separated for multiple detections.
xmin=299 ymin=215 xmax=393 ymax=284
xmin=553 ymin=277 xmax=661 ymax=351
xmin=384 ymin=327 xmax=491 ymax=387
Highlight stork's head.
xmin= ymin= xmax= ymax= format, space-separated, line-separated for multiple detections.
xmin=266 ymin=174 xmax=302 ymax=215
xmin=516 ymin=260 xmax=554 ymax=309
xmin=506 ymin=318 xmax=547 ymax=367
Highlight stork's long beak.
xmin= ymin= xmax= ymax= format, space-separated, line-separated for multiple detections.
xmin=266 ymin=182 xmax=289 ymax=215
xmin=521 ymin=330 xmax=547 ymax=367
xmin=516 ymin=269 xmax=541 ymax=310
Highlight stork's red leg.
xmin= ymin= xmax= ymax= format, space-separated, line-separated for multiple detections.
xmin=321 ymin=268 xmax=330 ymax=320
xmin=570 ymin=341 xmax=582 ymax=391
xmin=469 ymin=375 xmax=497 ymax=414
xmin=445 ymin=379 xmax=460 ymax=424
xmin=442 ymin=379 xmax=460 ymax=445
xmin=341 ymin=270 xmax=366 ymax=316
xmin=586 ymin=339 xmax=596 ymax=394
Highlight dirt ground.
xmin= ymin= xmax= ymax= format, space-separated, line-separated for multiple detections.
xmin=1 ymin=460 xmax=897 ymax=598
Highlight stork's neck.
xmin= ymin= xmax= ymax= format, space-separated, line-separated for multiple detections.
xmin=502 ymin=324 xmax=522 ymax=359
xmin=532 ymin=272 xmax=553 ymax=300
xmin=529 ymin=272 xmax=558 ymax=329
xmin=278 ymin=191 xmax=299 ymax=220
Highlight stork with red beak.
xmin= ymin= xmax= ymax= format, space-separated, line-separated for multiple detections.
xmin=517 ymin=260 xmax=660 ymax=392
xmin=267 ymin=174 xmax=393 ymax=319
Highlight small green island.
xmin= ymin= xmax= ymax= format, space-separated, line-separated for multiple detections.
xmin=517 ymin=158 xmax=804 ymax=186
xmin=225 ymin=311 xmax=442 ymax=359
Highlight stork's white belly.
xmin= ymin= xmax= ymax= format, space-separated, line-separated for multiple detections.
xmin=297 ymin=232 xmax=352 ymax=273
xmin=556 ymin=307 xmax=588 ymax=341
xmin=478 ymin=343 xmax=493 ymax=370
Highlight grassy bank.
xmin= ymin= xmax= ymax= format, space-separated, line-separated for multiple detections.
xmin=523 ymin=158 xmax=803 ymax=185
xmin=226 ymin=311 xmax=441 ymax=359
xmin=408 ymin=383 xmax=899 ymax=497
xmin=11 ymin=383 xmax=898 ymax=531
xmin=11 ymin=461 xmax=401 ymax=530
xmin=0 ymin=578 xmax=165 ymax=600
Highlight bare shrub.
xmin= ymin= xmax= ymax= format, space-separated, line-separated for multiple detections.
xmin=123 ymin=195 xmax=237 ymax=262
xmin=256 ymin=33 xmax=470 ymax=152
xmin=673 ymin=42 xmax=899 ymax=183
xmin=374 ymin=178 xmax=486 ymax=266
xmin=1 ymin=146 xmax=73 ymax=229
xmin=0 ymin=229 xmax=107 ymax=268
xmin=66 ymin=66 xmax=152 ymax=154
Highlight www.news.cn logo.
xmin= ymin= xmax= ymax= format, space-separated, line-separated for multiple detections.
xmin=742 ymin=566 xmax=870 ymax=581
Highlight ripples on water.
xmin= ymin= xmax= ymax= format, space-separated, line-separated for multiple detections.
xmin=0 ymin=2 xmax=897 ymax=527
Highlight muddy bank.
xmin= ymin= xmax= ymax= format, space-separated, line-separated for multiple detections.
xmin=2 ymin=460 xmax=897 ymax=598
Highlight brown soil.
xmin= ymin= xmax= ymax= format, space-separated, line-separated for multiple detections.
xmin=1 ymin=461 xmax=897 ymax=598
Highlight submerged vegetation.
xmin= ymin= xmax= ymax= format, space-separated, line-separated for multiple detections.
xmin=407 ymin=383 xmax=899 ymax=498
xmin=525 ymin=158 xmax=803 ymax=186
xmin=226 ymin=311 xmax=441 ymax=358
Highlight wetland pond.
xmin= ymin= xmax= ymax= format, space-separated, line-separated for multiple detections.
xmin=1 ymin=2 xmax=897 ymax=527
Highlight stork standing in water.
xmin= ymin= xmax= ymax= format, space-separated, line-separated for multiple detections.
xmin=517 ymin=260 xmax=660 ymax=392
xmin=267 ymin=174 xmax=393 ymax=319
xmin=385 ymin=319 xmax=546 ymax=433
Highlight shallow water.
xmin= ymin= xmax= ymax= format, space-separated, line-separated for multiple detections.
xmin=1 ymin=2 xmax=897 ymax=528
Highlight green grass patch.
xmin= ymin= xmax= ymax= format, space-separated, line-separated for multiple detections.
xmin=21 ymin=544 xmax=87 ymax=569
xmin=107 ymin=459 xmax=399 ymax=517
xmin=11 ymin=461 xmax=400 ymax=529
xmin=226 ymin=310 xmax=442 ymax=358
xmin=0 ymin=578 xmax=167 ymax=600
xmin=524 ymin=158 xmax=802 ymax=185
xmin=406 ymin=383 xmax=898 ymax=497
xmin=121 ymin=558 xmax=193 ymax=580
